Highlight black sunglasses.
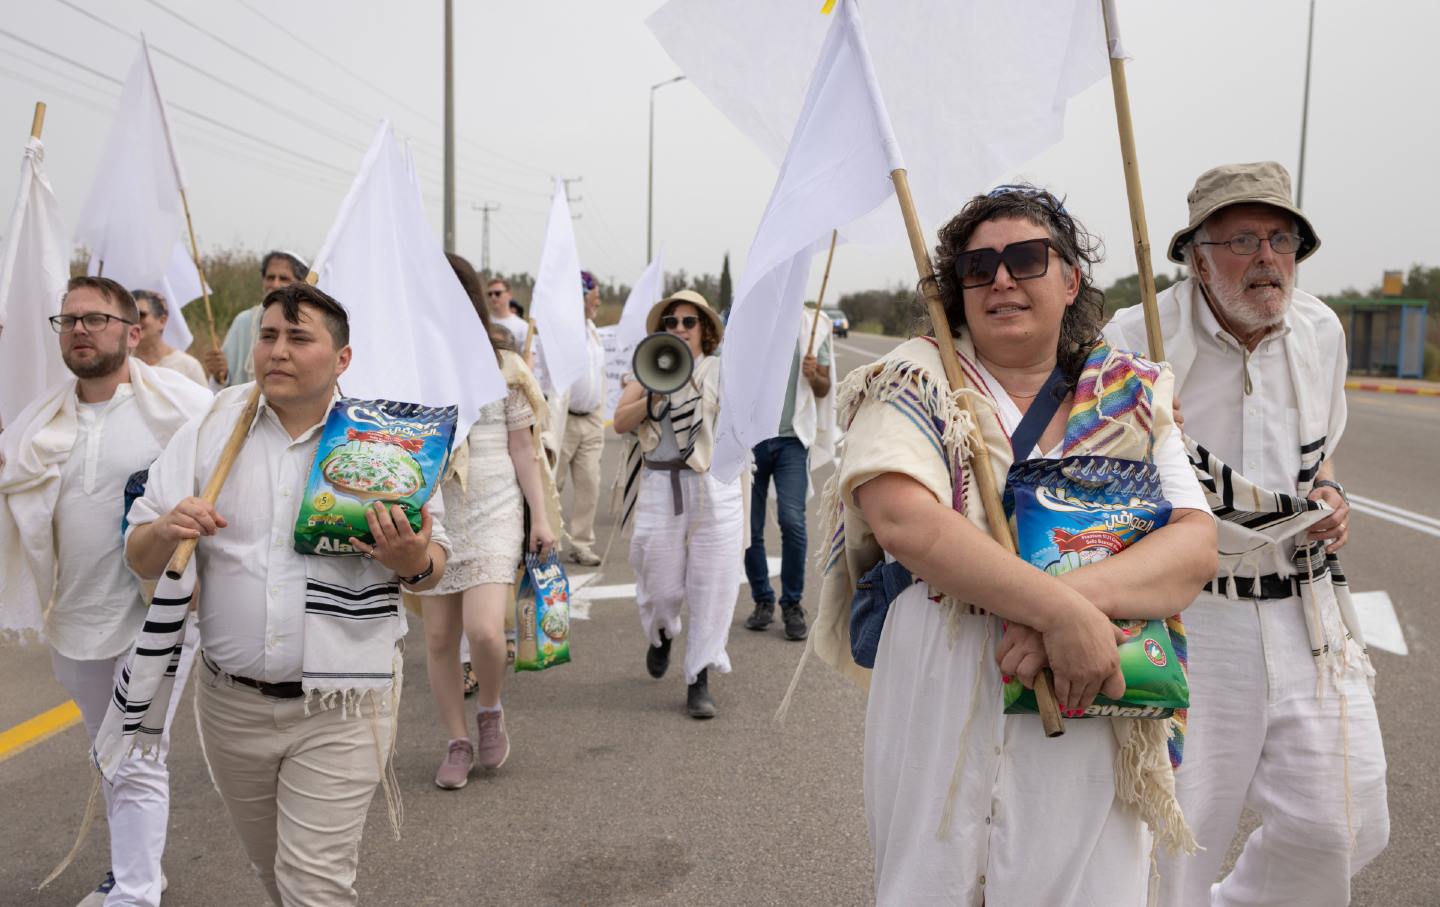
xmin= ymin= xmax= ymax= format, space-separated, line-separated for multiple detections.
xmin=486 ymin=289 xmax=505 ymax=297
xmin=955 ymin=238 xmax=1056 ymax=289
xmin=662 ymin=315 xmax=700 ymax=331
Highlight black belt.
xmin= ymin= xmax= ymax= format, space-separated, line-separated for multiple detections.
xmin=643 ymin=458 xmax=691 ymax=515
xmin=1204 ymin=573 xmax=1299 ymax=601
xmin=202 ymin=651 xmax=304 ymax=699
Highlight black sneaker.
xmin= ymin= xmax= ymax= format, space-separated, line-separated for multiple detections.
xmin=646 ymin=630 xmax=672 ymax=679
xmin=744 ymin=601 xmax=775 ymax=631
xmin=687 ymin=668 xmax=716 ymax=719
xmin=781 ymin=603 xmax=809 ymax=641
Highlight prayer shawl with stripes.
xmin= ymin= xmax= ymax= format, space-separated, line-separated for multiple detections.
xmin=614 ymin=353 xmax=721 ymax=532
xmin=798 ymin=331 xmax=1196 ymax=856
xmin=1105 ymin=279 xmax=1374 ymax=698
xmin=93 ymin=389 xmax=407 ymax=780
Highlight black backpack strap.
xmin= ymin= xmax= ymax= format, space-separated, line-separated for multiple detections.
xmin=1008 ymin=368 xmax=1067 ymax=460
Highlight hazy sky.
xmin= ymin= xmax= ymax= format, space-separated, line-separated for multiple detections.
xmin=2 ymin=0 xmax=1437 ymax=305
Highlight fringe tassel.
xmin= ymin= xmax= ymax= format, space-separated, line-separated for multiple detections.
xmin=1113 ymin=718 xmax=1198 ymax=856
xmin=774 ymin=637 xmax=814 ymax=725
xmin=38 ymin=770 xmax=102 ymax=891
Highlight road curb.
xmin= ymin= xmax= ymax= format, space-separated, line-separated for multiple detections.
xmin=1345 ymin=380 xmax=1440 ymax=397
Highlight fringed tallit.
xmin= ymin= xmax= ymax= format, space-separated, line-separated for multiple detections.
xmin=797 ymin=333 xmax=1197 ymax=856
xmin=612 ymin=354 xmax=721 ymax=534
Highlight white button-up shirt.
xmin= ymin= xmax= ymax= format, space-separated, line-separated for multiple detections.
xmin=50 ymin=386 xmax=164 ymax=660
xmin=127 ymin=393 xmax=448 ymax=683
xmin=1180 ymin=300 xmax=1348 ymax=567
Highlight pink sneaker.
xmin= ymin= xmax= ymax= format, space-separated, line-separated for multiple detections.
xmin=476 ymin=710 xmax=510 ymax=770
xmin=434 ymin=739 xmax=473 ymax=789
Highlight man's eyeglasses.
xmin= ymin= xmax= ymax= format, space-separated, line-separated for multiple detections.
xmin=49 ymin=312 xmax=135 ymax=333
xmin=955 ymin=238 xmax=1056 ymax=289
xmin=1195 ymin=232 xmax=1303 ymax=257
xmin=486 ymin=289 xmax=505 ymax=298
xmin=662 ymin=315 xmax=700 ymax=331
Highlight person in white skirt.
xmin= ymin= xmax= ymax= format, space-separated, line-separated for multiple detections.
xmin=612 ymin=290 xmax=742 ymax=719
xmin=808 ymin=187 xmax=1217 ymax=905
xmin=419 ymin=254 xmax=558 ymax=789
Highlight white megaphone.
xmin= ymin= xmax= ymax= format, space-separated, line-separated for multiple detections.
xmin=632 ymin=331 xmax=694 ymax=395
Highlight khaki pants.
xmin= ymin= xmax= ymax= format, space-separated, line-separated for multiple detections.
xmin=196 ymin=656 xmax=399 ymax=907
xmin=557 ymin=409 xmax=604 ymax=552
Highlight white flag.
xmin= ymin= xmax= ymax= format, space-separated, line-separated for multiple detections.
xmin=312 ymin=121 xmax=505 ymax=431
xmin=648 ymin=0 xmax=1108 ymax=243
xmin=709 ymin=0 xmax=904 ymax=481
xmin=74 ymin=40 xmax=200 ymax=344
xmin=0 ymin=136 xmax=70 ymax=427
xmin=606 ymin=247 xmax=666 ymax=418
xmin=529 ymin=180 xmax=588 ymax=395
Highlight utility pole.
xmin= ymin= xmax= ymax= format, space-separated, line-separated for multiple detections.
xmin=1296 ymin=0 xmax=1316 ymax=208
xmin=443 ymin=0 xmax=456 ymax=252
xmin=562 ymin=176 xmax=583 ymax=220
xmin=472 ymin=202 xmax=500 ymax=273
xmin=647 ymin=75 xmax=685 ymax=263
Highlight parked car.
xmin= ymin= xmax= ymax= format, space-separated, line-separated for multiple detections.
xmin=825 ymin=308 xmax=849 ymax=338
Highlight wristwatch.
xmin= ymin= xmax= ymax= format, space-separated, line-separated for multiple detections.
xmin=1313 ymin=479 xmax=1347 ymax=502
xmin=400 ymin=557 xmax=434 ymax=586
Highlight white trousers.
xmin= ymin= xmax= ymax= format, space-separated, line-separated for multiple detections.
xmin=1159 ymin=593 xmax=1389 ymax=907
xmin=49 ymin=620 xmax=199 ymax=907
xmin=629 ymin=468 xmax=743 ymax=685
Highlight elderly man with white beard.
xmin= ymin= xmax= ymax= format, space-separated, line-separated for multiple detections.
xmin=1106 ymin=162 xmax=1388 ymax=907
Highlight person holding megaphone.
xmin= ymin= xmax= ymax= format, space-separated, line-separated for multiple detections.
xmin=613 ymin=290 xmax=742 ymax=719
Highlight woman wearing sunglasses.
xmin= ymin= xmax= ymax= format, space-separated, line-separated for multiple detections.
xmin=808 ymin=186 xmax=1216 ymax=904
xmin=612 ymin=290 xmax=742 ymax=719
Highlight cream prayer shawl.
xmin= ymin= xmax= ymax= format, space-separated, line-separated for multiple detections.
xmin=798 ymin=330 xmax=1196 ymax=856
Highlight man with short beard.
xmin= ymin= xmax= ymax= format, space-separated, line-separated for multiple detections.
xmin=1105 ymin=162 xmax=1389 ymax=906
xmin=0 ymin=276 xmax=212 ymax=906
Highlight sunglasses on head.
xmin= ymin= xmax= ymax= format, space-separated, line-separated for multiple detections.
xmin=955 ymin=238 xmax=1056 ymax=289
xmin=662 ymin=315 xmax=700 ymax=331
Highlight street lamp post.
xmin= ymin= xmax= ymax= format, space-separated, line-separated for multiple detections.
xmin=648 ymin=74 xmax=686 ymax=263
xmin=1296 ymin=0 xmax=1316 ymax=208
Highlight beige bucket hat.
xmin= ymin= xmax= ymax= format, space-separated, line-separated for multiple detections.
xmin=646 ymin=289 xmax=725 ymax=346
xmin=1167 ymin=161 xmax=1321 ymax=264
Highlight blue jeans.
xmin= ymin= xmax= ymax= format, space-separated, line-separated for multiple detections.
xmin=745 ymin=436 xmax=808 ymax=606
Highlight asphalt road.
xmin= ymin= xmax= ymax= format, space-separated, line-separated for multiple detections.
xmin=1 ymin=329 xmax=1435 ymax=906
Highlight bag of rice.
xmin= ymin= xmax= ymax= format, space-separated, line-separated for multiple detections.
xmin=294 ymin=398 xmax=457 ymax=556
xmin=515 ymin=551 xmax=571 ymax=672
xmin=1001 ymin=455 xmax=1189 ymax=719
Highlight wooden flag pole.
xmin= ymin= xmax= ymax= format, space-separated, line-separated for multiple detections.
xmin=1102 ymin=1 xmax=1165 ymax=362
xmin=805 ymin=229 xmax=839 ymax=357
xmin=178 ymin=189 xmax=220 ymax=353
xmin=164 ymin=384 xmax=261 ymax=579
xmin=522 ymin=317 xmax=537 ymax=360
xmin=30 ymin=101 xmax=46 ymax=139
xmin=891 ymin=168 xmax=1065 ymax=737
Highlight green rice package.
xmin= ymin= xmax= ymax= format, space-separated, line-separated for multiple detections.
xmin=293 ymin=398 xmax=457 ymax=556
xmin=515 ymin=552 xmax=571 ymax=672
xmin=1001 ymin=456 xmax=1189 ymax=719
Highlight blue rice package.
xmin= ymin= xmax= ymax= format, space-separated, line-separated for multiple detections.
xmin=516 ymin=551 xmax=571 ymax=672
xmin=294 ymin=398 xmax=457 ymax=556
xmin=1002 ymin=455 xmax=1189 ymax=718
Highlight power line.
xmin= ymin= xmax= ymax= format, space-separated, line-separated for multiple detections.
xmin=50 ymin=0 xmax=370 ymax=155
xmin=227 ymin=0 xmax=556 ymax=180
xmin=0 ymin=28 xmax=353 ymax=179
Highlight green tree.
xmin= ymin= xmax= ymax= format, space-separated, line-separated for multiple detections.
xmin=718 ymin=253 xmax=733 ymax=312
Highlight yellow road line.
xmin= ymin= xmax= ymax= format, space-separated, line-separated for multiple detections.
xmin=0 ymin=700 xmax=81 ymax=763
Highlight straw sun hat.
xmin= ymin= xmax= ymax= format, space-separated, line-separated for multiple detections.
xmin=645 ymin=289 xmax=725 ymax=345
